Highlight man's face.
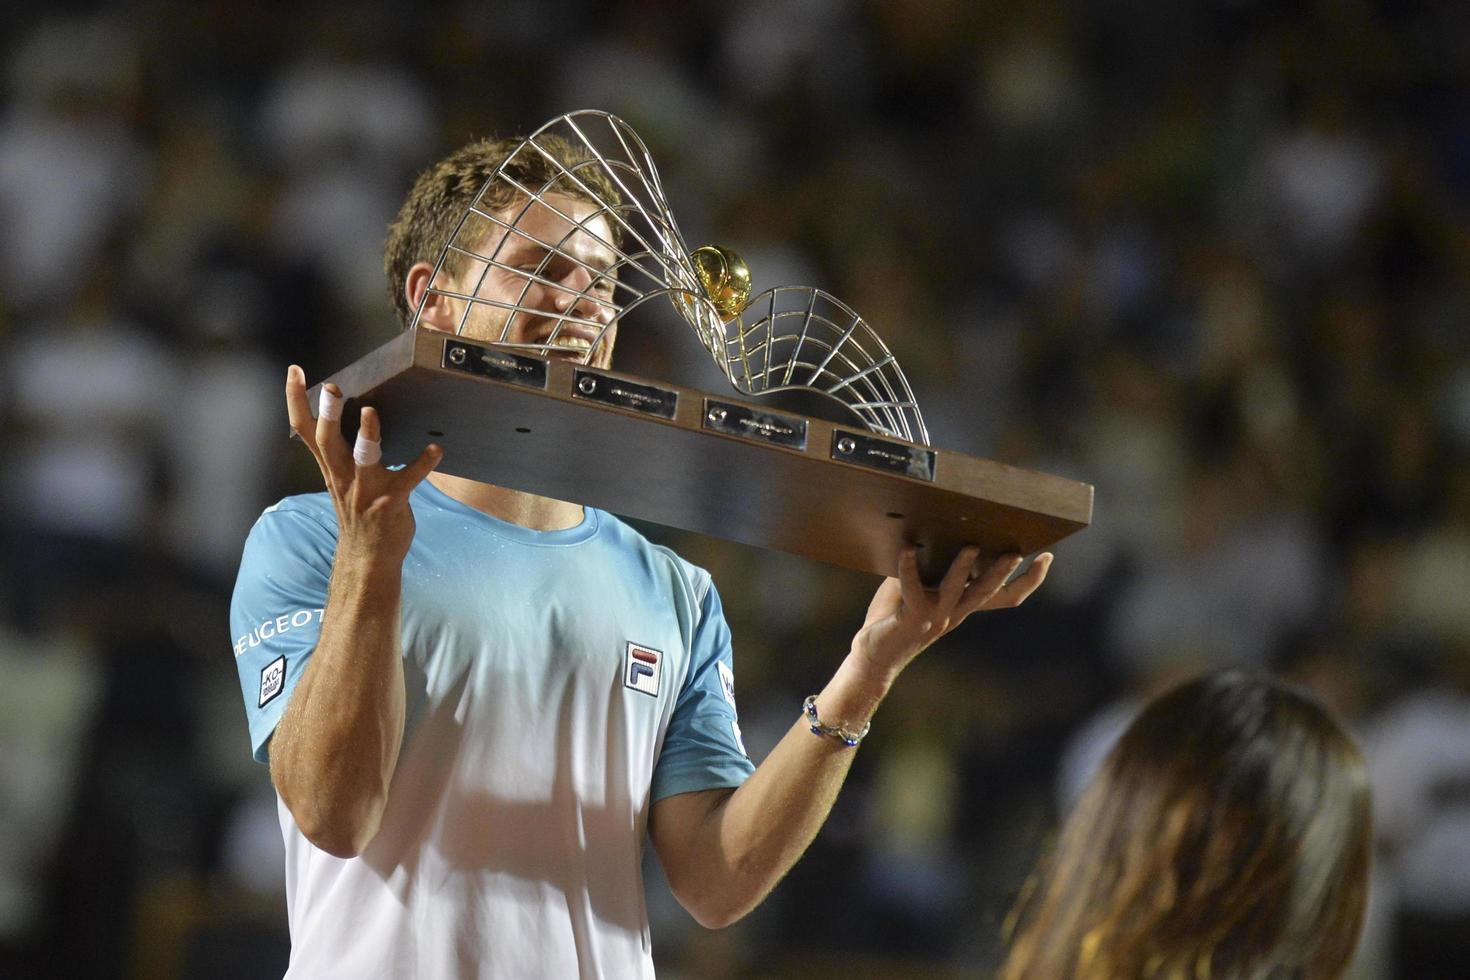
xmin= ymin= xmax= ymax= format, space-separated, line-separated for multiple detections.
xmin=431 ymin=193 xmax=620 ymax=368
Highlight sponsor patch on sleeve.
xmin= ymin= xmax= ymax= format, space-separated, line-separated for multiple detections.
xmin=717 ymin=661 xmax=737 ymax=709
xmin=234 ymin=607 xmax=325 ymax=658
xmin=259 ymin=655 xmax=286 ymax=708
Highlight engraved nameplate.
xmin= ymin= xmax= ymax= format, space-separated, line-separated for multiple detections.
xmin=832 ymin=429 xmax=936 ymax=481
xmin=442 ymin=340 xmax=548 ymax=389
xmin=702 ymin=400 xmax=808 ymax=450
xmin=572 ymin=370 xmax=678 ymax=419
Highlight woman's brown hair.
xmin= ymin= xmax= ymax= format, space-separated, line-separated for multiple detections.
xmin=1001 ymin=671 xmax=1372 ymax=980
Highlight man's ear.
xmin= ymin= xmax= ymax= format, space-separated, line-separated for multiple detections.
xmin=405 ymin=261 xmax=458 ymax=332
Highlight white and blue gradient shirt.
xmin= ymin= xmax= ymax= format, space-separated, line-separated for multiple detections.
xmin=230 ymin=480 xmax=754 ymax=980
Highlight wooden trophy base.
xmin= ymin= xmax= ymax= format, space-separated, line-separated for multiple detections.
xmin=308 ymin=329 xmax=1093 ymax=583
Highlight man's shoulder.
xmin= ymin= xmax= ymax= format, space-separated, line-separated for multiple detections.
xmin=233 ymin=493 xmax=337 ymax=598
xmin=254 ymin=491 xmax=337 ymax=531
xmin=242 ymin=492 xmax=339 ymax=558
xmin=593 ymin=510 xmax=712 ymax=602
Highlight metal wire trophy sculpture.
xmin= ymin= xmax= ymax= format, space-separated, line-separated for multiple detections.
xmin=411 ymin=109 xmax=930 ymax=445
xmin=309 ymin=110 xmax=1091 ymax=580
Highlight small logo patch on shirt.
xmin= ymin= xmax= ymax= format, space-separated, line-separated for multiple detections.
xmin=624 ymin=642 xmax=662 ymax=697
xmin=717 ymin=662 xmax=737 ymax=708
xmin=259 ymin=655 xmax=286 ymax=708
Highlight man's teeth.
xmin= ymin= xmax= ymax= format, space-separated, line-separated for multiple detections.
xmin=546 ymin=336 xmax=592 ymax=350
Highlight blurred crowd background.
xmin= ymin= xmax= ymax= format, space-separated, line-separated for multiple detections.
xmin=1 ymin=1 xmax=1467 ymax=977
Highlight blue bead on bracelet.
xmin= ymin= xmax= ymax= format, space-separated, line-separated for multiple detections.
xmin=803 ymin=695 xmax=870 ymax=747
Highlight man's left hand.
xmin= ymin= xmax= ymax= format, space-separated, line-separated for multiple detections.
xmin=850 ymin=547 xmax=1053 ymax=679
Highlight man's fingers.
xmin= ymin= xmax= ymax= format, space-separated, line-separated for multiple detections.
xmin=998 ymin=552 xmax=1053 ymax=607
xmin=354 ymin=407 xmax=384 ymax=467
xmin=285 ymin=365 xmax=333 ymax=479
xmin=981 ymin=552 xmax=1025 ymax=596
xmin=318 ymin=382 xmax=343 ymax=424
xmin=896 ymin=547 xmax=932 ymax=628
xmin=960 ymin=552 xmax=1051 ymax=616
xmin=285 ymin=365 xmax=316 ymax=440
xmin=953 ymin=553 xmax=1025 ymax=618
xmin=314 ymin=382 xmax=352 ymax=472
xmin=358 ymin=405 xmax=381 ymax=443
xmin=396 ymin=442 xmax=444 ymax=489
xmin=936 ymin=545 xmax=981 ymax=616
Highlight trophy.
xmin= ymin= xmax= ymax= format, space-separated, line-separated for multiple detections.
xmin=311 ymin=111 xmax=1092 ymax=583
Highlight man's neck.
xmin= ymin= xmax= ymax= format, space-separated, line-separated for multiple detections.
xmin=426 ymin=472 xmax=586 ymax=531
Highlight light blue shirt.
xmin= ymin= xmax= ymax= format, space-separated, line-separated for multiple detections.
xmin=229 ymin=479 xmax=754 ymax=978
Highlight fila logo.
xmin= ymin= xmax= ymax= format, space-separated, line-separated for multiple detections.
xmin=624 ymin=642 xmax=662 ymax=697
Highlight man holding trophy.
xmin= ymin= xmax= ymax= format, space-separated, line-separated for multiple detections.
xmin=230 ymin=126 xmax=1053 ymax=978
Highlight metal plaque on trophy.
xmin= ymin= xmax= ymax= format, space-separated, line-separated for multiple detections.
xmin=308 ymin=111 xmax=1092 ymax=583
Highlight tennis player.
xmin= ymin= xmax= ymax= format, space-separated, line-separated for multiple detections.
xmin=230 ymin=134 xmax=1053 ymax=978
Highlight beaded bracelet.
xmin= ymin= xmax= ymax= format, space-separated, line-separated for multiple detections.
xmin=803 ymin=695 xmax=871 ymax=748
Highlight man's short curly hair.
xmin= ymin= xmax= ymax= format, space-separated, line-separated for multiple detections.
xmin=384 ymin=134 xmax=625 ymax=328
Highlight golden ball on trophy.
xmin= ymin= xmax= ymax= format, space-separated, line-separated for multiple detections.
xmin=691 ymin=245 xmax=752 ymax=319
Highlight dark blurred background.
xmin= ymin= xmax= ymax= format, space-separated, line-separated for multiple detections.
xmin=1 ymin=1 xmax=1467 ymax=977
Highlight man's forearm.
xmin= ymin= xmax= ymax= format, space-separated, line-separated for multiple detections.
xmin=270 ymin=552 xmax=407 ymax=858
xmin=656 ymin=651 xmax=897 ymax=928
xmin=654 ymin=551 xmax=1050 ymax=928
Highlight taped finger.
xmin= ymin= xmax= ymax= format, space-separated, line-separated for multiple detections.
xmin=353 ymin=432 xmax=382 ymax=467
xmin=319 ymin=386 xmax=343 ymax=422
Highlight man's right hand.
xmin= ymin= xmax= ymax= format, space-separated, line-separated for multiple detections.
xmin=273 ymin=364 xmax=440 ymax=858
xmin=284 ymin=364 xmax=442 ymax=565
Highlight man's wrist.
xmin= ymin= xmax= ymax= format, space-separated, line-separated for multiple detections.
xmin=843 ymin=644 xmax=906 ymax=695
xmin=327 ymin=548 xmax=407 ymax=621
xmin=808 ymin=650 xmax=902 ymax=734
xmin=333 ymin=541 xmax=409 ymax=582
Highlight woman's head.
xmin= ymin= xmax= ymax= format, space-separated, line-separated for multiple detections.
xmin=1002 ymin=671 xmax=1372 ymax=980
